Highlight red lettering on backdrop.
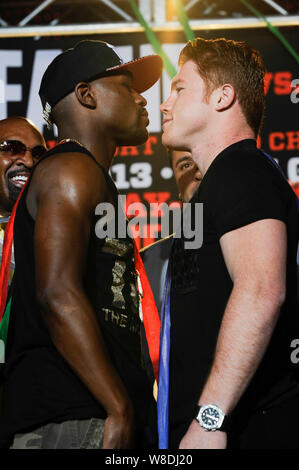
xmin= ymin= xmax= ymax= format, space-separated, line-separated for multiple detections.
xmin=269 ymin=131 xmax=299 ymax=151
xmin=143 ymin=192 xmax=170 ymax=205
xmin=289 ymin=182 xmax=299 ymax=199
xmin=143 ymin=192 xmax=171 ymax=217
xmin=125 ymin=193 xmax=141 ymax=207
xmin=269 ymin=132 xmax=285 ymax=151
xmin=143 ymin=136 xmax=158 ymax=155
xmin=257 ymin=135 xmax=262 ymax=149
xmin=274 ymin=72 xmax=292 ymax=95
xmin=114 ymin=146 xmax=139 ymax=157
xmin=125 ymin=193 xmax=147 ymax=218
xmin=126 ymin=193 xmax=172 ymax=248
xmin=264 ymin=71 xmax=293 ymax=96
xmin=118 ymin=146 xmax=139 ymax=157
xmin=286 ymin=132 xmax=299 ymax=150
xmin=264 ymin=73 xmax=273 ymax=95
xmin=114 ymin=136 xmax=158 ymax=157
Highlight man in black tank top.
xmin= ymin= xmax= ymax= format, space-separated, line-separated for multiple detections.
xmin=0 ymin=41 xmax=162 ymax=449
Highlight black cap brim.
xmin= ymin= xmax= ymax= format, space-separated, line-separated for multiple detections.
xmin=106 ymin=54 xmax=163 ymax=93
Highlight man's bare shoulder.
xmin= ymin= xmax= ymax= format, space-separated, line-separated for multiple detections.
xmin=35 ymin=150 xmax=105 ymax=179
xmin=27 ymin=150 xmax=109 ymax=218
xmin=33 ymin=151 xmax=106 ymax=192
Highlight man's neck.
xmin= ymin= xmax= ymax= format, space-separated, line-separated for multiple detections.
xmin=57 ymin=128 xmax=116 ymax=172
xmin=191 ymin=130 xmax=255 ymax=177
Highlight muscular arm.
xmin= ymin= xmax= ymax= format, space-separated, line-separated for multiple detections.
xmin=180 ymin=218 xmax=287 ymax=449
xmin=27 ymin=152 xmax=134 ymax=449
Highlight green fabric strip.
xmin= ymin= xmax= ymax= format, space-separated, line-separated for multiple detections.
xmin=175 ymin=0 xmax=195 ymax=41
xmin=128 ymin=0 xmax=177 ymax=78
xmin=0 ymin=297 xmax=11 ymax=346
xmin=240 ymin=0 xmax=299 ymax=64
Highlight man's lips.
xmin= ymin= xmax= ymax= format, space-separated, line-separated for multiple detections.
xmin=140 ymin=109 xmax=149 ymax=127
xmin=162 ymin=118 xmax=172 ymax=129
xmin=7 ymin=171 xmax=31 ymax=188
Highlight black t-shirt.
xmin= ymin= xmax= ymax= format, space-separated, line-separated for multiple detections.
xmin=0 ymin=142 xmax=154 ymax=447
xmin=169 ymin=139 xmax=299 ymax=447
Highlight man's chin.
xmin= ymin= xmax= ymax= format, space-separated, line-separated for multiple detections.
xmin=162 ymin=134 xmax=186 ymax=151
xmin=161 ymin=132 xmax=172 ymax=148
xmin=117 ymin=129 xmax=149 ymax=147
xmin=8 ymin=184 xmax=23 ymax=204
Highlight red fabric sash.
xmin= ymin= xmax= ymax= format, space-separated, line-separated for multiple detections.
xmin=134 ymin=241 xmax=161 ymax=382
xmin=0 ymin=183 xmax=27 ymax=321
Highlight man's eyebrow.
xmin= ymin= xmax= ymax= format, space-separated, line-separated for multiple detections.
xmin=171 ymin=78 xmax=185 ymax=90
xmin=175 ymin=155 xmax=192 ymax=168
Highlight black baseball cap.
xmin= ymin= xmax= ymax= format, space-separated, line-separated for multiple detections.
xmin=39 ymin=40 xmax=163 ymax=126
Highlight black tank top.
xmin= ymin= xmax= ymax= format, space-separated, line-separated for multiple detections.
xmin=0 ymin=142 xmax=153 ymax=446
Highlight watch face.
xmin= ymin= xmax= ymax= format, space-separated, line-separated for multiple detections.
xmin=198 ymin=405 xmax=224 ymax=431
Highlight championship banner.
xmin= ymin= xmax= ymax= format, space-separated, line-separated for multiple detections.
xmin=0 ymin=27 xmax=298 ymax=249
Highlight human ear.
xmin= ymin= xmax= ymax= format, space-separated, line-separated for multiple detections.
xmin=74 ymin=82 xmax=97 ymax=109
xmin=215 ymin=84 xmax=236 ymax=111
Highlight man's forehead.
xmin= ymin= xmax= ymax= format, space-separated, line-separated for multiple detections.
xmin=0 ymin=121 xmax=23 ymax=140
xmin=0 ymin=117 xmax=30 ymax=132
xmin=0 ymin=118 xmax=44 ymax=143
xmin=171 ymin=61 xmax=200 ymax=88
xmin=171 ymin=66 xmax=189 ymax=88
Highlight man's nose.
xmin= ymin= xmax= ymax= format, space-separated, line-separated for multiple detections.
xmin=15 ymin=149 xmax=35 ymax=168
xmin=135 ymin=90 xmax=147 ymax=107
xmin=194 ymin=168 xmax=202 ymax=182
xmin=160 ymin=95 xmax=171 ymax=114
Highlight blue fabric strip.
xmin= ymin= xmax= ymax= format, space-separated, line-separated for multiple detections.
xmin=157 ymin=262 xmax=171 ymax=449
xmin=262 ymin=150 xmax=286 ymax=176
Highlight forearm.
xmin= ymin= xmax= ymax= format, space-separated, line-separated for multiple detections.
xmin=199 ymin=282 xmax=283 ymax=414
xmin=39 ymin=286 xmax=133 ymax=417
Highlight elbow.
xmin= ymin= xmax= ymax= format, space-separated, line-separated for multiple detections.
xmin=36 ymin=283 xmax=68 ymax=320
xmin=257 ymin=282 xmax=286 ymax=323
xmin=36 ymin=284 xmax=81 ymax=340
xmin=264 ymin=282 xmax=286 ymax=310
xmin=36 ymin=279 xmax=84 ymax=321
xmin=235 ymin=278 xmax=286 ymax=321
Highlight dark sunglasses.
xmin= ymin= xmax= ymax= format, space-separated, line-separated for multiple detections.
xmin=0 ymin=140 xmax=47 ymax=160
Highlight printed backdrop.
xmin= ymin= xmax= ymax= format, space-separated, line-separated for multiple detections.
xmin=0 ymin=26 xmax=298 ymax=248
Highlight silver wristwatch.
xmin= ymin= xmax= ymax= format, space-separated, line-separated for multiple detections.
xmin=195 ymin=404 xmax=230 ymax=432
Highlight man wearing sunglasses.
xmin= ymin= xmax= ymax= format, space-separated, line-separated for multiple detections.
xmin=0 ymin=116 xmax=46 ymax=419
xmin=0 ymin=116 xmax=47 ymax=219
xmin=0 ymin=116 xmax=46 ymax=284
